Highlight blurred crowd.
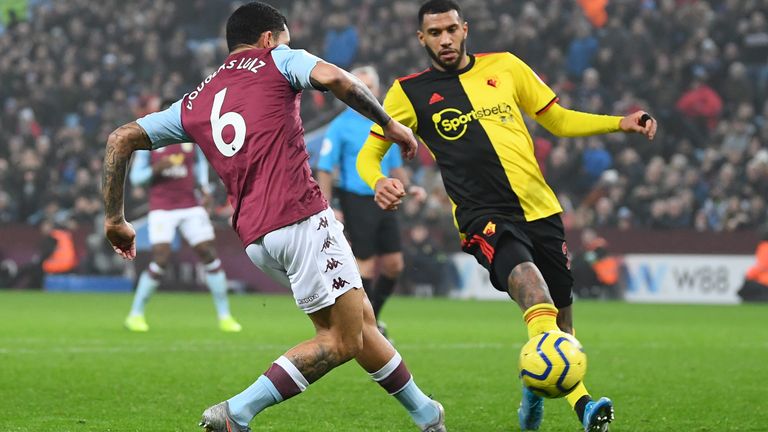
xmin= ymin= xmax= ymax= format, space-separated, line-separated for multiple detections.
xmin=1 ymin=0 xmax=766 ymax=247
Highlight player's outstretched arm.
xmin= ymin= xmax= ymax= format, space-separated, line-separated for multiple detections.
xmin=102 ymin=121 xmax=151 ymax=260
xmin=310 ymin=63 xmax=417 ymax=159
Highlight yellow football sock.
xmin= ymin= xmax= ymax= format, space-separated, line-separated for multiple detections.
xmin=523 ymin=303 xmax=559 ymax=339
xmin=565 ymin=382 xmax=590 ymax=409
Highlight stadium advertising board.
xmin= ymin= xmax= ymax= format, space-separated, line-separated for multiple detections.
xmin=622 ymin=254 xmax=751 ymax=304
xmin=452 ymin=253 xmax=753 ymax=304
xmin=451 ymin=253 xmax=508 ymax=300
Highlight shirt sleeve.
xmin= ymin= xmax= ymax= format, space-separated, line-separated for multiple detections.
xmin=271 ymin=44 xmax=324 ymax=91
xmin=507 ymin=53 xmax=559 ymax=119
xmin=360 ymin=80 xmax=417 ymax=188
xmin=381 ymin=145 xmax=403 ymax=173
xmin=194 ymin=146 xmax=211 ymax=193
xmin=316 ymin=118 xmax=344 ymax=173
xmin=135 ymin=99 xmax=191 ymax=149
xmin=129 ymin=150 xmax=152 ymax=186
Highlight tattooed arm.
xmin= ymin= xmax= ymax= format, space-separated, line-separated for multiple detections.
xmin=102 ymin=122 xmax=151 ymax=259
xmin=310 ymin=63 xmax=417 ymax=159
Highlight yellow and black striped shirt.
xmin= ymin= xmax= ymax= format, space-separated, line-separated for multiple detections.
xmin=366 ymin=52 xmax=566 ymax=234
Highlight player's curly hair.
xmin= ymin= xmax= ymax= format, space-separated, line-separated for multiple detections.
xmin=226 ymin=2 xmax=287 ymax=52
xmin=418 ymin=0 xmax=462 ymax=25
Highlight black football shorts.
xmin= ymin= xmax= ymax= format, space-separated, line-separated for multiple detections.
xmin=338 ymin=190 xmax=402 ymax=260
xmin=461 ymin=213 xmax=574 ymax=308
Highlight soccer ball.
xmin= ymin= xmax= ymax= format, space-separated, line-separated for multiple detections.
xmin=518 ymin=330 xmax=587 ymax=398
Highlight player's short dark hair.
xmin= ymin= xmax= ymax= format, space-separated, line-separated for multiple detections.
xmin=418 ymin=0 xmax=462 ymax=25
xmin=226 ymin=2 xmax=287 ymax=52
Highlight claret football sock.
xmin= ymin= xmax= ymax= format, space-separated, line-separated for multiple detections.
xmin=565 ymin=382 xmax=591 ymax=422
xmin=129 ymin=264 xmax=163 ymax=316
xmin=523 ymin=303 xmax=559 ymax=339
xmin=227 ymin=356 xmax=308 ymax=426
xmin=370 ymin=352 xmax=439 ymax=427
xmin=204 ymin=259 xmax=231 ymax=318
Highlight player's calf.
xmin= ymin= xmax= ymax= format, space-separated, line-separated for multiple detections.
xmin=507 ymin=262 xmax=554 ymax=311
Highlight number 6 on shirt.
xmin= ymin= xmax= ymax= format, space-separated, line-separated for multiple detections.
xmin=211 ymin=87 xmax=246 ymax=157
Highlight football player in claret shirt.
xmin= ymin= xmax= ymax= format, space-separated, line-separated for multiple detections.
xmin=102 ymin=2 xmax=445 ymax=431
xmin=357 ymin=1 xmax=657 ymax=431
xmin=124 ymin=134 xmax=241 ymax=333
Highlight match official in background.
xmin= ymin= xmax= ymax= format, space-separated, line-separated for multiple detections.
xmin=317 ymin=66 xmax=425 ymax=336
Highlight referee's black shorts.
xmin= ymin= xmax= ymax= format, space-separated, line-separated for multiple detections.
xmin=461 ymin=213 xmax=574 ymax=308
xmin=338 ymin=190 xmax=402 ymax=260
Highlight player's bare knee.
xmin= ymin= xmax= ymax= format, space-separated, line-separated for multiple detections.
xmin=380 ymin=255 xmax=404 ymax=278
xmin=356 ymin=257 xmax=376 ymax=279
xmin=507 ymin=262 xmax=552 ymax=308
xmin=335 ymin=332 xmax=364 ymax=361
xmin=152 ymin=254 xmax=170 ymax=269
xmin=194 ymin=242 xmax=218 ymax=264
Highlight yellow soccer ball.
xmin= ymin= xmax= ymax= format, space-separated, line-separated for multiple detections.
xmin=519 ymin=330 xmax=587 ymax=398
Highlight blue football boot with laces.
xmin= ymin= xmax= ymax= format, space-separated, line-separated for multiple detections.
xmin=582 ymin=397 xmax=614 ymax=432
xmin=518 ymin=385 xmax=544 ymax=430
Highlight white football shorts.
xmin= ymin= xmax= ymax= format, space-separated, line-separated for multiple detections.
xmin=245 ymin=207 xmax=362 ymax=314
xmin=147 ymin=206 xmax=215 ymax=247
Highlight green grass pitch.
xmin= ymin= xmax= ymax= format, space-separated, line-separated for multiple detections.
xmin=1 ymin=291 xmax=765 ymax=431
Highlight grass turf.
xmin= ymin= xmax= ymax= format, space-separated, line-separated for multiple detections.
xmin=0 ymin=291 xmax=765 ymax=431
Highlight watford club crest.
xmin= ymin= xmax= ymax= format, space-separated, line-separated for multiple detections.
xmin=483 ymin=221 xmax=496 ymax=236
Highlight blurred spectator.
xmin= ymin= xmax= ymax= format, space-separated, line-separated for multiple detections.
xmin=675 ymin=67 xmax=723 ymax=133
xmin=403 ymin=221 xmax=456 ymax=297
xmin=323 ymin=12 xmax=358 ymax=69
xmin=567 ymin=21 xmax=599 ymax=79
xmin=739 ymin=228 xmax=768 ymax=302
xmin=0 ymin=0 xmax=766 ymax=278
xmin=11 ymin=220 xmax=62 ymax=288
xmin=571 ymin=229 xmax=622 ymax=299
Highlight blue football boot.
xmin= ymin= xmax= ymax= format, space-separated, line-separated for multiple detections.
xmin=582 ymin=397 xmax=614 ymax=432
xmin=518 ymin=385 xmax=544 ymax=430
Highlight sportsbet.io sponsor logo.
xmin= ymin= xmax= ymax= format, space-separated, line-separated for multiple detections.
xmin=432 ymin=103 xmax=513 ymax=140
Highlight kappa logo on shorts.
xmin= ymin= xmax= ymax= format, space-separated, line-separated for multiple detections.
xmin=321 ymin=234 xmax=335 ymax=252
xmin=562 ymin=241 xmax=572 ymax=270
xmin=331 ymin=277 xmax=349 ymax=290
xmin=316 ymin=217 xmax=329 ymax=230
xmin=297 ymin=293 xmax=320 ymax=305
xmin=325 ymin=258 xmax=343 ymax=272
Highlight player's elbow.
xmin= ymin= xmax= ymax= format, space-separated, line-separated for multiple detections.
xmin=311 ymin=62 xmax=348 ymax=92
xmin=107 ymin=122 xmax=150 ymax=154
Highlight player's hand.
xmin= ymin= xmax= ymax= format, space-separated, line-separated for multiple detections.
xmin=408 ymin=185 xmax=427 ymax=203
xmin=153 ymin=156 xmax=175 ymax=173
xmin=620 ymin=111 xmax=657 ymax=140
xmin=104 ymin=220 xmax=137 ymax=260
xmin=382 ymin=119 xmax=418 ymax=160
xmin=374 ymin=177 xmax=406 ymax=211
xmin=201 ymin=191 xmax=214 ymax=212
